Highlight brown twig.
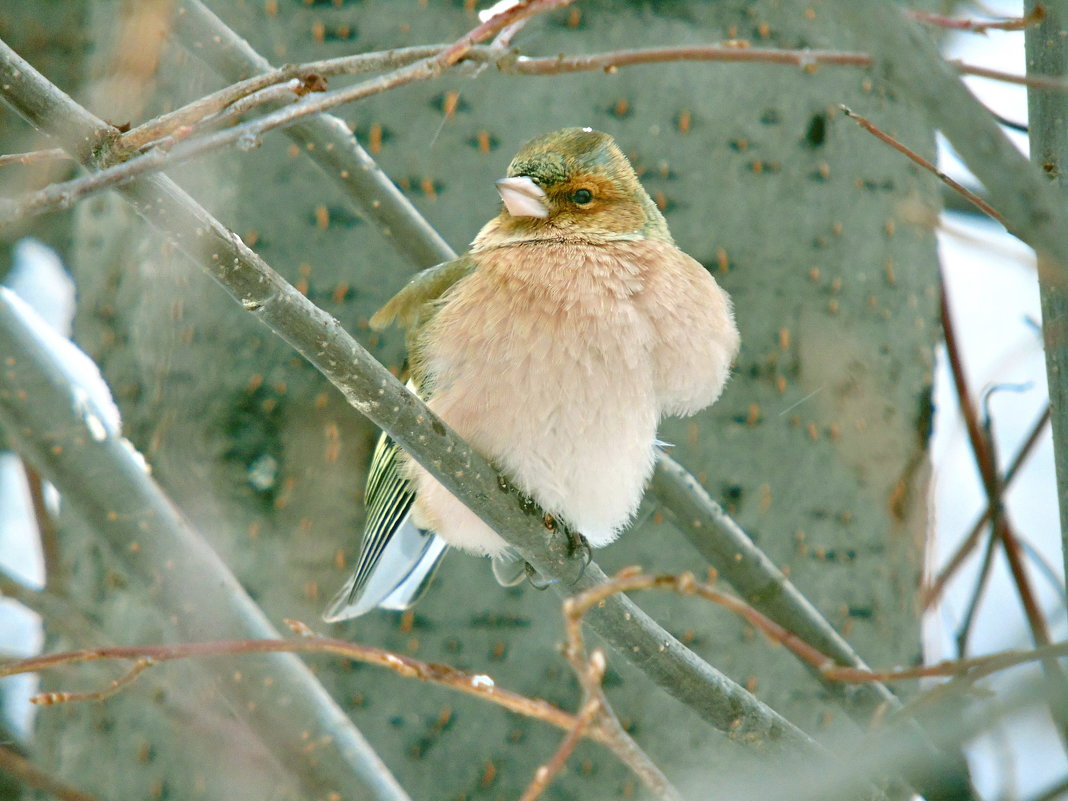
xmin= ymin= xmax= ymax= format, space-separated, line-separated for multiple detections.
xmin=116 ymin=42 xmax=867 ymax=152
xmin=0 ymin=619 xmax=683 ymax=798
xmin=437 ymin=0 xmax=576 ymax=67
xmin=501 ymin=44 xmax=872 ymax=73
xmin=560 ymin=577 xmax=683 ymax=801
xmin=938 ymin=278 xmax=1068 ymax=750
xmin=518 ymin=655 xmax=606 ymax=801
xmin=33 ymin=658 xmax=156 ymax=705
xmin=952 ymin=59 xmax=1068 ymax=91
xmin=6 ymin=35 xmax=1065 ymax=226
xmin=939 ymin=282 xmax=1055 ymax=654
xmin=565 ymin=569 xmax=1068 ymax=687
xmin=0 ymin=0 xmax=576 ymax=227
xmin=954 ymin=521 xmax=1002 ymax=658
xmin=907 ymin=6 xmax=1045 ymax=33
xmin=0 ymin=632 xmax=582 ymax=735
xmin=824 ymin=640 xmax=1068 ymax=684
xmin=923 ymin=405 xmax=1052 ymax=609
xmin=119 ymin=44 xmax=445 ymax=151
xmin=6 ymin=569 xmax=1065 ymax=748
xmin=19 ymin=459 xmax=62 ymax=589
xmin=0 ymin=746 xmax=107 ymax=801
xmin=841 ymin=105 xmax=1006 ymax=225
xmin=0 ymin=147 xmax=71 ymax=169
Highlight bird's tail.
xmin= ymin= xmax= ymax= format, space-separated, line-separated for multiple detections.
xmin=323 ymin=432 xmax=449 ymax=621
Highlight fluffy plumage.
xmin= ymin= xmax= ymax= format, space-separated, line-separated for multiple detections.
xmin=324 ymin=127 xmax=738 ymax=621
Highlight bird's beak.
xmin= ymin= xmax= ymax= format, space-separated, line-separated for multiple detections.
xmin=495 ymin=176 xmax=549 ymax=219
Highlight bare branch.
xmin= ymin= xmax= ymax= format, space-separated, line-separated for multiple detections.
xmin=841 ymin=105 xmax=1006 ymax=225
xmin=939 ymin=283 xmax=1055 ymax=652
xmin=0 ymin=635 xmax=578 ymax=733
xmin=0 ymin=294 xmax=413 ymax=801
xmin=0 ymin=147 xmax=70 ymax=168
xmin=0 ymin=746 xmax=106 ymax=801
xmin=951 ymin=59 xmax=1068 ymax=90
xmin=119 ymin=44 xmax=446 ymax=151
xmin=8 ymin=28 xmax=1064 ymax=227
xmin=0 ymin=623 xmax=668 ymax=798
xmin=907 ymin=6 xmax=1045 ymax=33
xmin=924 ymin=405 xmax=1052 ymax=609
xmin=518 ymin=692 xmax=603 ymax=801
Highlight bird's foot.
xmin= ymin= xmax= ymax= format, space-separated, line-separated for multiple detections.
xmin=525 ymin=562 xmax=557 ymax=590
xmin=563 ymin=528 xmax=591 ymax=583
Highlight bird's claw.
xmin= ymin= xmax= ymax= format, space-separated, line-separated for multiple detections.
xmin=525 ymin=561 xmax=557 ymax=590
xmin=565 ymin=529 xmax=592 ymax=582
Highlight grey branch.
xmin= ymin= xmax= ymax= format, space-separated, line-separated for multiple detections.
xmin=0 ymin=291 xmax=412 ymax=801
xmin=1024 ymin=0 xmax=1068 ymax=626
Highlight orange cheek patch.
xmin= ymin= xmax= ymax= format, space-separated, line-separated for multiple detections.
xmin=556 ymin=174 xmax=646 ymax=233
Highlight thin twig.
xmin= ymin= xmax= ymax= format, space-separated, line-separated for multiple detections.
xmin=0 ymin=631 xmax=584 ymax=738
xmin=939 ymin=283 xmax=1055 ymax=652
xmin=499 ymin=44 xmax=872 ymax=73
xmin=564 ymin=568 xmax=1068 ymax=686
xmin=924 ymin=405 xmax=1051 ymax=609
xmin=0 ymin=623 xmax=673 ymax=796
xmin=33 ymin=658 xmax=156 ymax=705
xmin=13 ymin=580 xmax=1061 ymax=693
xmin=841 ymin=105 xmax=1006 ymax=225
xmin=0 ymin=147 xmax=70 ymax=168
xmin=560 ymin=584 xmax=682 ymax=801
xmin=6 ymin=36 xmax=1063 ymax=227
xmin=0 ymin=57 xmax=454 ymax=224
xmin=120 ymin=44 xmax=445 ymax=151
xmin=939 ymin=278 xmax=1068 ymax=751
xmin=952 ymin=59 xmax=1068 ymax=90
xmin=197 ymin=79 xmax=308 ymax=128
xmin=0 ymin=2 xmax=558 ymax=227
xmin=0 ymin=746 xmax=107 ymax=801
xmin=517 ymin=659 xmax=606 ymax=801
xmin=436 ymin=0 xmax=576 ymax=67
xmin=825 ymin=640 xmax=1068 ymax=684
xmin=19 ymin=460 xmax=61 ymax=590
xmin=954 ymin=525 xmax=1001 ymax=658
xmin=907 ymin=6 xmax=1045 ymax=33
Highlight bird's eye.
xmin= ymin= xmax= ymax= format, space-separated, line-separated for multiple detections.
xmin=571 ymin=188 xmax=593 ymax=206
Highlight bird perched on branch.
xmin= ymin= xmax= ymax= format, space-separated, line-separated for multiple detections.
xmin=324 ymin=127 xmax=739 ymax=621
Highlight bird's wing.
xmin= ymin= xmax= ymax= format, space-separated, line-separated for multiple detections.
xmin=323 ymin=429 xmax=449 ymax=621
xmin=369 ymin=256 xmax=476 ymax=332
xmin=324 ymin=258 xmax=476 ymax=621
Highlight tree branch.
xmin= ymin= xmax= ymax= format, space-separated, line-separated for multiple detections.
xmin=0 ymin=295 xmax=412 ymax=801
xmin=1025 ymin=0 xmax=1068 ymax=629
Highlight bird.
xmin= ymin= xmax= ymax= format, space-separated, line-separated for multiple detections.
xmin=324 ymin=127 xmax=739 ymax=621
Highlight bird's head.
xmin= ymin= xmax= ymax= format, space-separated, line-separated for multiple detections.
xmin=477 ymin=128 xmax=670 ymax=247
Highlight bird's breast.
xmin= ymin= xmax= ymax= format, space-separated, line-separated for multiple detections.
xmin=419 ymin=241 xmax=661 ymax=536
xmin=424 ymin=241 xmax=656 ymax=396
